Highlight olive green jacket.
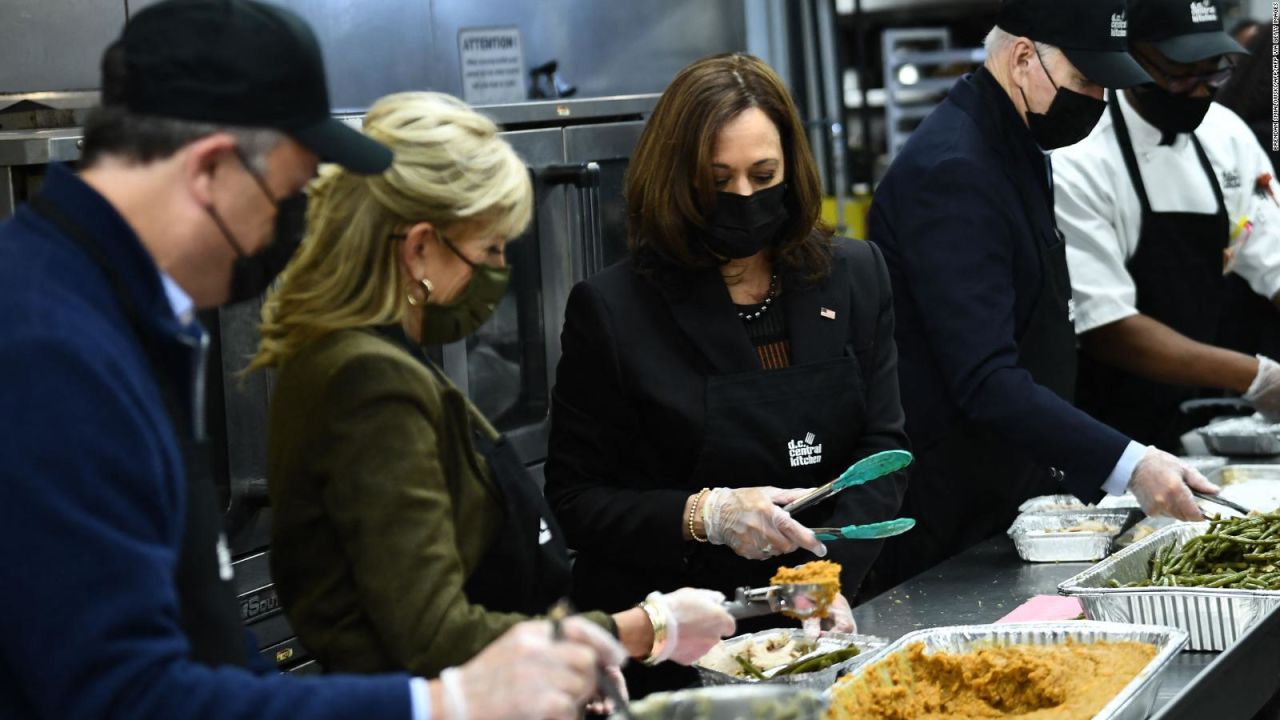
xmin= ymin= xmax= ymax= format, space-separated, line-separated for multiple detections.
xmin=265 ymin=327 xmax=613 ymax=677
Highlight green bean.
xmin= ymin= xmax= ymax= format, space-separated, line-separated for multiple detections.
xmin=734 ymin=655 xmax=767 ymax=680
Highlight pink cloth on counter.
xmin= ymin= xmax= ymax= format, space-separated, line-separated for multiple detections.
xmin=995 ymin=595 xmax=1084 ymax=623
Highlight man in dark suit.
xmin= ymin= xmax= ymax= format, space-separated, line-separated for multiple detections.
xmin=868 ymin=0 xmax=1220 ymax=590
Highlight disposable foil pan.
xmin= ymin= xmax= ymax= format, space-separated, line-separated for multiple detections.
xmin=619 ymin=684 xmax=827 ymax=720
xmin=826 ymin=621 xmax=1187 ymax=720
xmin=1208 ymin=463 xmax=1280 ymax=487
xmin=1019 ymin=494 xmax=1089 ymax=513
xmin=1199 ymin=415 xmax=1280 ymax=456
xmin=1019 ymin=493 xmax=1140 ymax=512
xmin=1058 ymin=521 xmax=1280 ymax=651
xmin=695 ymin=629 xmax=887 ymax=690
xmin=1007 ymin=510 xmax=1128 ymax=563
xmin=1182 ymin=455 xmax=1229 ymax=475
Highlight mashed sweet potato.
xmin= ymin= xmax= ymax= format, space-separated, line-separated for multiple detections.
xmin=826 ymin=639 xmax=1156 ymax=720
xmin=770 ymin=560 xmax=841 ymax=619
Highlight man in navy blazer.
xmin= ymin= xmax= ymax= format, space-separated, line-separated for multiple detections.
xmin=867 ymin=0 xmax=1220 ymax=589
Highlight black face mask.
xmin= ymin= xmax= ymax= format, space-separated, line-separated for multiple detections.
xmin=1019 ymin=49 xmax=1107 ymax=150
xmin=702 ymin=182 xmax=790 ymax=260
xmin=1129 ymin=83 xmax=1213 ymax=137
xmin=207 ymin=151 xmax=308 ymax=305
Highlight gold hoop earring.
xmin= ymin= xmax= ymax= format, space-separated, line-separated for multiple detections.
xmin=406 ymin=278 xmax=433 ymax=307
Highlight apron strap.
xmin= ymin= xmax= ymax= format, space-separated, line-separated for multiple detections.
xmin=1109 ymin=89 xmax=1154 ymax=217
xmin=1189 ymin=134 xmax=1229 ymax=221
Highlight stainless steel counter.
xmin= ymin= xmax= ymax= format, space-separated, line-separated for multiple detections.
xmin=850 ymin=536 xmax=1273 ymax=717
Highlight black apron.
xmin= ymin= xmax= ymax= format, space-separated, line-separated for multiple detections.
xmin=868 ymin=149 xmax=1076 ymax=594
xmin=1076 ymin=91 xmax=1231 ymax=451
xmin=30 ymin=196 xmax=249 ymax=667
xmin=381 ymin=327 xmax=572 ymax=616
xmin=626 ymin=337 xmax=883 ymax=696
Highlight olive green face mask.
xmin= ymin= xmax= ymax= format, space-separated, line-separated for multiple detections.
xmin=420 ymin=233 xmax=510 ymax=345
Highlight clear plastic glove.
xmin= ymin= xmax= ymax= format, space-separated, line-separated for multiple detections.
xmin=1243 ymin=355 xmax=1280 ymax=422
xmin=1129 ymin=447 xmax=1220 ymax=521
xmin=646 ymin=588 xmax=737 ymax=665
xmin=703 ymin=486 xmax=828 ymax=560
xmin=802 ymin=592 xmax=856 ymax=637
xmin=452 ymin=618 xmax=624 ymax=720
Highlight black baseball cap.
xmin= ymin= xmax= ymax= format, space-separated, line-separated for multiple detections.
xmin=998 ymin=0 xmax=1152 ymax=88
xmin=116 ymin=0 xmax=391 ymax=174
xmin=1128 ymin=0 xmax=1249 ymax=63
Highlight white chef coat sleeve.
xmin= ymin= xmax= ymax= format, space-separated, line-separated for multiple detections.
xmin=1225 ymin=130 xmax=1280 ymax=301
xmin=1053 ymin=151 xmax=1140 ymax=334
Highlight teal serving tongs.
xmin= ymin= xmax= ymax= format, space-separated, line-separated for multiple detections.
xmin=783 ymin=449 xmax=913 ymax=514
xmin=810 ymin=517 xmax=917 ymax=542
xmin=784 ymin=449 xmax=916 ymax=542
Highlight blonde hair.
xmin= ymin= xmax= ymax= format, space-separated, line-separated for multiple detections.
xmin=249 ymin=91 xmax=532 ymax=371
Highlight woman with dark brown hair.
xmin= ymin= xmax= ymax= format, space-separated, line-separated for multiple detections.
xmin=545 ymin=53 xmax=909 ymax=694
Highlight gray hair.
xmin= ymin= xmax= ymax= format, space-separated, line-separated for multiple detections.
xmin=983 ymin=26 xmax=1060 ymax=62
xmin=80 ymin=106 xmax=283 ymax=172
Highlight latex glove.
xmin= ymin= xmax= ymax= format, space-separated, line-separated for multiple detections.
xmin=1128 ymin=447 xmax=1220 ymax=521
xmin=646 ymin=588 xmax=737 ymax=665
xmin=802 ymin=592 xmax=856 ymax=637
xmin=583 ymin=665 xmax=628 ymax=717
xmin=450 ymin=618 xmax=624 ymax=720
xmin=1243 ymin=355 xmax=1280 ymax=422
xmin=703 ymin=486 xmax=828 ymax=560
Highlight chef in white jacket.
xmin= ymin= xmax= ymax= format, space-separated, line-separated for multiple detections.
xmin=1053 ymin=0 xmax=1280 ymax=451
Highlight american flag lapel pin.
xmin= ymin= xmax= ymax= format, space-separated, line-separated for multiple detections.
xmin=820 ymin=307 xmax=836 ymax=320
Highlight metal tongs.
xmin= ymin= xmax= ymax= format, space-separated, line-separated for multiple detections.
xmin=722 ymin=583 xmax=835 ymax=620
xmin=783 ymin=449 xmax=914 ymax=515
xmin=549 ymin=599 xmax=633 ymax=720
xmin=1192 ymin=490 xmax=1254 ymax=516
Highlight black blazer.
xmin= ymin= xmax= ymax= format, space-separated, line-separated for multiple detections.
xmin=545 ymin=238 xmax=908 ymax=613
xmin=868 ymin=68 xmax=1128 ymax=501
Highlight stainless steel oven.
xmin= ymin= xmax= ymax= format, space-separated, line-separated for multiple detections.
xmin=434 ymin=98 xmax=653 ymax=474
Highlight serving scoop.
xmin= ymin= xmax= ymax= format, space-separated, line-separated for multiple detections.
xmin=722 ymin=583 xmax=835 ymax=620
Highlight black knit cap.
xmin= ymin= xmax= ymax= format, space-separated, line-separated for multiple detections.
xmin=1128 ymin=0 xmax=1248 ymax=63
xmin=117 ymin=0 xmax=390 ymax=174
xmin=998 ymin=0 xmax=1152 ymax=88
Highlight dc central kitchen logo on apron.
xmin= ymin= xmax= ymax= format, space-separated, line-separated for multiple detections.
xmin=787 ymin=432 xmax=824 ymax=467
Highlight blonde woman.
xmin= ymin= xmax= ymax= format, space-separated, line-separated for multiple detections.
xmin=251 ymin=92 xmax=734 ymax=685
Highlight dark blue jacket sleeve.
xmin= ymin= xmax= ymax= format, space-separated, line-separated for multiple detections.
xmin=880 ymin=157 xmax=1128 ymax=499
xmin=0 ymin=335 xmax=412 ymax=720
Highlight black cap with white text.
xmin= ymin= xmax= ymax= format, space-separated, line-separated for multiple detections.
xmin=998 ymin=0 xmax=1153 ymax=88
xmin=1127 ymin=0 xmax=1249 ymax=63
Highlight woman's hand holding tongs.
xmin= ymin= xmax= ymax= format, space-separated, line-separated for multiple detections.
xmin=703 ymin=486 xmax=827 ymax=560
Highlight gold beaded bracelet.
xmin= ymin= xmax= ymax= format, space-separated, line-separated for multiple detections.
xmin=688 ymin=487 xmax=710 ymax=543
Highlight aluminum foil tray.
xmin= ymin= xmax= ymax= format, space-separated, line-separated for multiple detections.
xmin=826 ymin=621 xmax=1187 ymax=720
xmin=1208 ymin=463 xmax=1280 ymax=487
xmin=1199 ymin=415 xmax=1280 ymax=456
xmin=1058 ymin=521 xmax=1280 ymax=650
xmin=1181 ymin=455 xmax=1229 ymax=475
xmin=1007 ymin=510 xmax=1129 ymax=563
xmin=1019 ymin=494 xmax=1088 ymax=513
xmin=695 ymin=629 xmax=887 ymax=690
xmin=620 ymin=684 xmax=827 ymax=720
xmin=1019 ymin=493 xmax=1140 ymax=513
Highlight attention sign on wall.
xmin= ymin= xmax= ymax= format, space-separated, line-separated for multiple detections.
xmin=458 ymin=27 xmax=526 ymax=105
